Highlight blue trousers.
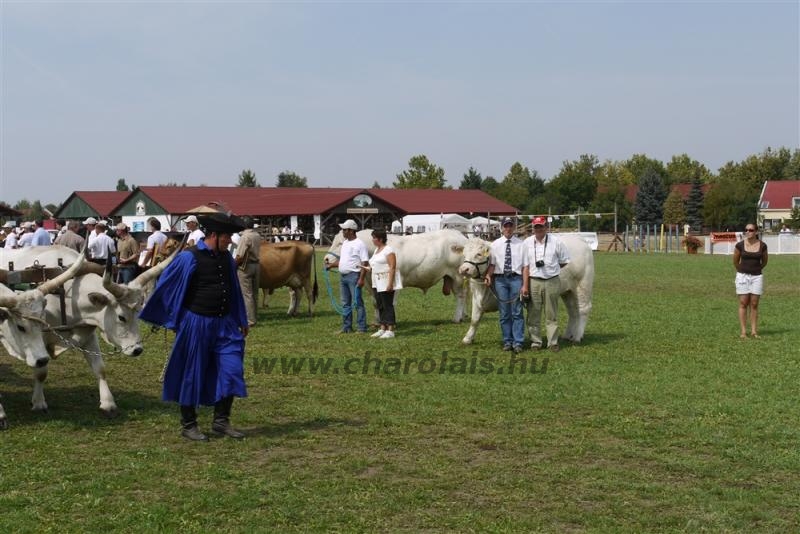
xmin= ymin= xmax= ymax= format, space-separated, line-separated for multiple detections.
xmin=340 ymin=271 xmax=367 ymax=332
xmin=494 ymin=274 xmax=525 ymax=347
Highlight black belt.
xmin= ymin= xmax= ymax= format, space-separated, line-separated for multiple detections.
xmin=496 ymin=272 xmax=520 ymax=277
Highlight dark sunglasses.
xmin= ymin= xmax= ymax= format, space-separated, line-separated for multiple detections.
xmin=745 ymin=228 xmax=756 ymax=232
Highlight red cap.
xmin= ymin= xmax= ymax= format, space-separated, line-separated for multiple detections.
xmin=532 ymin=216 xmax=547 ymax=226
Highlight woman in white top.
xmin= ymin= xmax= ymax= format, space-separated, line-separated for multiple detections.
xmin=366 ymin=229 xmax=402 ymax=339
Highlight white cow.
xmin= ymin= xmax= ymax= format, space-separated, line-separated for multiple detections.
xmin=458 ymin=234 xmax=594 ymax=345
xmin=0 ymin=254 xmax=86 ymax=428
xmin=0 ymin=245 xmax=175 ymax=416
xmin=324 ymin=229 xmax=468 ymax=323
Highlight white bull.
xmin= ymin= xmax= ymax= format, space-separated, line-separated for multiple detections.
xmin=458 ymin=234 xmax=594 ymax=345
xmin=0 ymin=254 xmax=86 ymax=428
xmin=0 ymin=245 xmax=175 ymax=416
xmin=324 ymin=229 xmax=468 ymax=323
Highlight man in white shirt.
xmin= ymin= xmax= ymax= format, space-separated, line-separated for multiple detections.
xmin=142 ymin=218 xmax=167 ymax=267
xmin=3 ymin=228 xmax=18 ymax=249
xmin=185 ymin=215 xmax=205 ymax=247
xmin=483 ymin=217 xmax=527 ymax=353
xmin=88 ymin=220 xmax=116 ymax=264
xmin=326 ymin=219 xmax=369 ymax=334
xmin=522 ymin=216 xmax=571 ymax=352
xmin=18 ymin=223 xmax=35 ymax=247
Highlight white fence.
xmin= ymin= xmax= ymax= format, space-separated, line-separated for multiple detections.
xmin=706 ymin=234 xmax=800 ymax=255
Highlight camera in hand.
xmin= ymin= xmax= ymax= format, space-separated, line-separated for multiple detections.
xmin=535 ymin=260 xmax=545 ymax=268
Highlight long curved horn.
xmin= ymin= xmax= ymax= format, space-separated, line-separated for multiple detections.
xmin=37 ymin=249 xmax=88 ymax=295
xmin=103 ymin=265 xmax=130 ymax=300
xmin=0 ymin=291 xmax=19 ymax=309
xmin=131 ymin=234 xmax=187 ymax=289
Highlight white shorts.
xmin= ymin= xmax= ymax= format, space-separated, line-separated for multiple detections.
xmin=735 ymin=272 xmax=764 ymax=296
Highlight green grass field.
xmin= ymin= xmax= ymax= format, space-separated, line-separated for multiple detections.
xmin=1 ymin=252 xmax=798 ymax=532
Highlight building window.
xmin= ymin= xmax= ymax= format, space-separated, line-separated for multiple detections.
xmin=792 ymin=197 xmax=800 ymax=209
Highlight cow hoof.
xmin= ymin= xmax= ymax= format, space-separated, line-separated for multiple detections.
xmin=31 ymin=404 xmax=48 ymax=413
xmin=461 ymin=339 xmax=473 ymax=345
xmin=0 ymin=418 xmax=8 ymax=430
xmin=101 ymin=407 xmax=119 ymax=419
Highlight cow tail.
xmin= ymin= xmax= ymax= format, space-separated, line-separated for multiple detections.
xmin=312 ymin=245 xmax=319 ymax=304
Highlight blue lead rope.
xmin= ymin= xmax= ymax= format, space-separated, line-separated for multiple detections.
xmin=322 ymin=252 xmax=347 ymax=316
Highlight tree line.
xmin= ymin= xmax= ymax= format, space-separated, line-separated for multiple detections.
xmin=4 ymin=148 xmax=797 ymax=231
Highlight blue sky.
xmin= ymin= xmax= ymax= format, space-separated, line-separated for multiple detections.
xmin=1 ymin=1 xmax=798 ymax=206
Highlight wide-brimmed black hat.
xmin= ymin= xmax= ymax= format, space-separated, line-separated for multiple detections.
xmin=198 ymin=212 xmax=246 ymax=234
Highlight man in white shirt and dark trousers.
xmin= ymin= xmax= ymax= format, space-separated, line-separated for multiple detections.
xmin=483 ymin=217 xmax=527 ymax=353
xmin=522 ymin=216 xmax=570 ymax=352
xmin=88 ymin=220 xmax=116 ymax=265
xmin=326 ymin=219 xmax=369 ymax=334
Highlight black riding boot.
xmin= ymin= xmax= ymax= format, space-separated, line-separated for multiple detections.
xmin=180 ymin=405 xmax=208 ymax=442
xmin=212 ymin=396 xmax=245 ymax=439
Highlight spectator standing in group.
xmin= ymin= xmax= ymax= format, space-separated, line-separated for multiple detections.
xmin=88 ymin=220 xmax=116 ymax=264
xmin=366 ymin=229 xmax=402 ymax=339
xmin=54 ymin=220 xmax=85 ymax=252
xmin=82 ymin=217 xmax=98 ymax=243
xmin=140 ymin=211 xmax=249 ymax=442
xmin=3 ymin=227 xmax=18 ymax=249
xmin=115 ymin=223 xmax=140 ymax=284
xmin=483 ymin=217 xmax=526 ymax=353
xmin=326 ymin=219 xmax=369 ymax=334
xmin=235 ymin=216 xmax=261 ymax=327
xmin=31 ymin=220 xmax=52 ymax=246
xmin=733 ymin=223 xmax=768 ymax=339
xmin=142 ymin=217 xmax=167 ymax=267
xmin=185 ymin=215 xmax=205 ymax=247
xmin=522 ymin=216 xmax=571 ymax=353
xmin=18 ymin=223 xmax=35 ymax=247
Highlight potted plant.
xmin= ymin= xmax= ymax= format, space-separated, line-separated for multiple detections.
xmin=682 ymin=234 xmax=703 ymax=254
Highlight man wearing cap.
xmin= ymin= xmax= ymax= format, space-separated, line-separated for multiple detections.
xmin=326 ymin=219 xmax=369 ymax=334
xmin=184 ymin=215 xmax=205 ymax=247
xmin=3 ymin=226 xmax=18 ymax=249
xmin=114 ymin=223 xmax=140 ymax=284
xmin=54 ymin=220 xmax=85 ymax=252
xmin=235 ymin=216 xmax=261 ymax=327
xmin=140 ymin=211 xmax=250 ymax=442
xmin=82 ymin=217 xmax=98 ymax=243
xmin=87 ymin=220 xmax=116 ymax=264
xmin=18 ymin=222 xmax=35 ymax=248
xmin=483 ymin=217 xmax=527 ymax=353
xmin=522 ymin=216 xmax=571 ymax=353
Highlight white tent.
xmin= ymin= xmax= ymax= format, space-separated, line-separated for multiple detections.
xmin=402 ymin=213 xmax=471 ymax=233
xmin=469 ymin=216 xmax=500 ymax=227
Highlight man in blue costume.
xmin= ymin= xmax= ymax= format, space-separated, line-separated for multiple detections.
xmin=140 ymin=211 xmax=250 ymax=442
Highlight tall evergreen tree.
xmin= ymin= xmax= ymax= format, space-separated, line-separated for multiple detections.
xmin=662 ymin=189 xmax=686 ymax=225
xmin=459 ymin=167 xmax=483 ymax=189
xmin=685 ymin=176 xmax=704 ymax=230
xmin=237 ymin=169 xmax=260 ymax=187
xmin=115 ymin=178 xmax=131 ymax=191
xmin=276 ymin=171 xmax=308 ymax=187
xmin=634 ymin=167 xmax=667 ymax=225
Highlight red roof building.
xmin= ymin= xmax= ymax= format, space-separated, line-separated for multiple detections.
xmin=758 ymin=180 xmax=800 ymax=230
xmin=54 ymin=191 xmax=131 ymax=220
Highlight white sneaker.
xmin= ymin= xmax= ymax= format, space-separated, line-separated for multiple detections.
xmin=370 ymin=330 xmax=385 ymax=338
xmin=380 ymin=330 xmax=395 ymax=339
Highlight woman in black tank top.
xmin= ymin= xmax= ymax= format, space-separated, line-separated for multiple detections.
xmin=733 ymin=224 xmax=769 ymax=339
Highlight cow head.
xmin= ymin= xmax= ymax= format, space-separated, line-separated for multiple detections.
xmin=0 ymin=252 xmax=86 ymax=367
xmin=458 ymin=238 xmax=491 ymax=279
xmin=57 ymin=239 xmax=183 ymax=357
xmin=323 ymin=231 xmax=346 ymax=267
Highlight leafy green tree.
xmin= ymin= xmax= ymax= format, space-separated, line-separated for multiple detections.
xmin=459 ymin=167 xmax=483 ymax=190
xmin=276 ymin=171 xmax=308 ymax=188
xmin=371 ymin=181 xmax=382 ymax=189
xmin=783 ymin=148 xmax=800 ymax=179
xmin=237 ymin=169 xmax=260 ymax=188
xmin=666 ymin=154 xmax=712 ymax=184
xmin=624 ymin=154 xmax=667 ymax=185
xmin=13 ymin=199 xmax=31 ymax=211
xmin=29 ymin=200 xmax=45 ymax=222
xmin=703 ymin=177 xmax=756 ymax=230
xmin=495 ymin=162 xmax=544 ymax=210
xmin=546 ymin=154 xmax=599 ymax=213
xmin=788 ymin=206 xmax=800 ymax=231
xmin=685 ymin=176 xmax=705 ymax=230
xmin=589 ymin=161 xmax=634 ymax=231
xmin=393 ymin=155 xmax=448 ymax=189
xmin=479 ymin=176 xmax=500 ymax=198
xmin=634 ymin=167 xmax=667 ymax=225
xmin=45 ymin=203 xmax=59 ymax=214
xmin=115 ymin=178 xmax=131 ymax=191
xmin=662 ymin=189 xmax=686 ymax=225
